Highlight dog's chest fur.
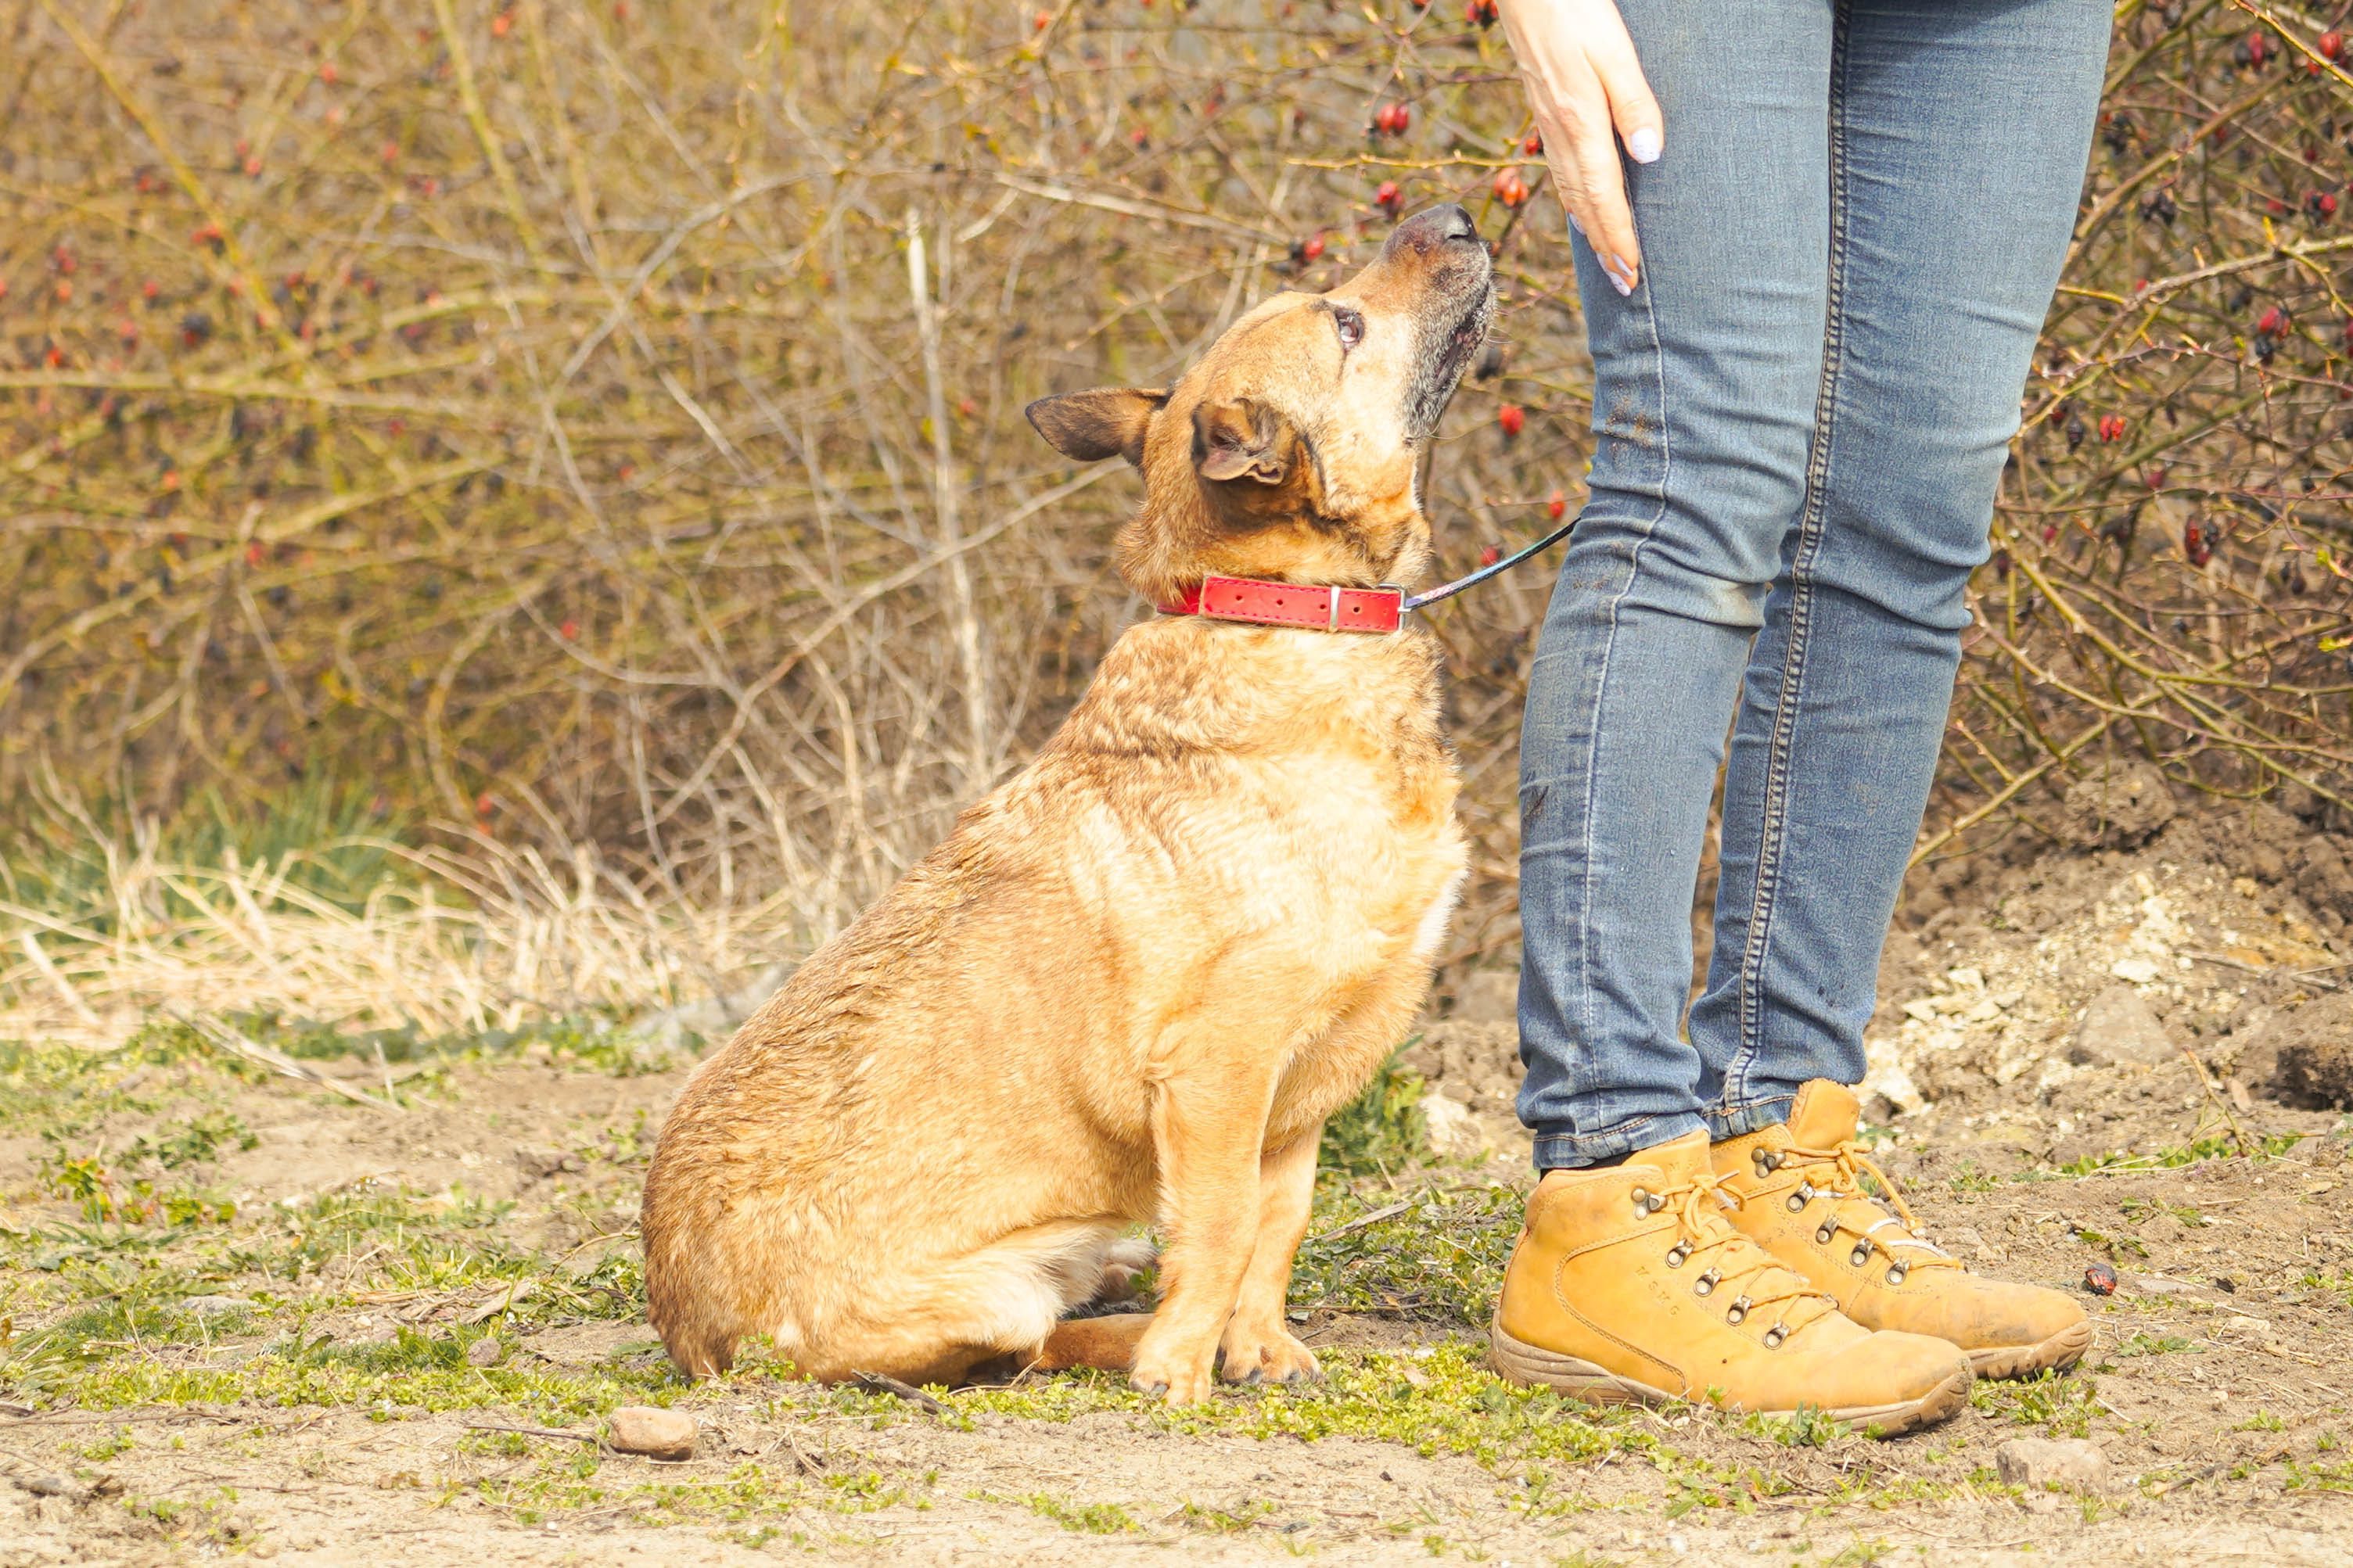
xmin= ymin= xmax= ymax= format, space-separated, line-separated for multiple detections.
xmin=1011 ymin=618 xmax=1467 ymax=1134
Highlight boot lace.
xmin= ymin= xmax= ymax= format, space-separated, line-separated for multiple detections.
xmin=1637 ymin=1170 xmax=1839 ymax=1347
xmin=1778 ymin=1139 xmax=1960 ymax=1279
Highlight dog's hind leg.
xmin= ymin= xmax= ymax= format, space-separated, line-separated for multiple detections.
xmin=1033 ymin=1311 xmax=1155 ymax=1373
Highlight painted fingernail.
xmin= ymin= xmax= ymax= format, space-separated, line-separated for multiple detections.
xmin=1608 ymin=271 xmax=1633 ymax=297
xmin=1626 ymin=127 xmax=1661 ymax=164
xmin=1604 ymin=255 xmax=1637 ymax=295
xmin=1566 ymin=210 xmax=1585 ymax=236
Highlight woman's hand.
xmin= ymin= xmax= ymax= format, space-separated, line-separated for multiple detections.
xmin=1496 ymin=0 xmax=1662 ymax=296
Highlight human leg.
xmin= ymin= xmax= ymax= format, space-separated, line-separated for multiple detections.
xmin=1516 ymin=0 xmax=1838 ymax=1168
xmin=1690 ymin=0 xmax=2112 ymax=1131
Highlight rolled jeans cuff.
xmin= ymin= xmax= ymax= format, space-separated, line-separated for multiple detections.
xmin=1704 ymin=1092 xmax=1798 ymax=1143
xmin=1531 ymin=1110 xmax=1708 ymax=1172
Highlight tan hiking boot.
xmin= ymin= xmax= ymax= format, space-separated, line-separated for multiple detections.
xmin=1489 ymin=1130 xmax=1970 ymax=1435
xmin=1712 ymin=1081 xmax=2093 ymax=1380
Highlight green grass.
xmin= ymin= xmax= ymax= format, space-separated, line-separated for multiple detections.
xmin=1970 ymin=1369 xmax=2101 ymax=1437
xmin=1320 ymin=1042 xmax=1428 ymax=1178
xmin=0 ymin=780 xmax=418 ymax=931
xmin=2046 ymin=1131 xmax=2306 ymax=1178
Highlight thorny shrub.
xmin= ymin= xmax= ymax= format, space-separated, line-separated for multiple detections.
xmin=0 ymin=0 xmax=2347 ymax=968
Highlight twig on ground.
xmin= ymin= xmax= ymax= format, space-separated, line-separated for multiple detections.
xmin=462 ymin=1419 xmax=602 ymax=1446
xmin=1306 ymin=1200 xmax=1412 ymax=1245
xmin=850 ymin=1371 xmax=949 ymax=1415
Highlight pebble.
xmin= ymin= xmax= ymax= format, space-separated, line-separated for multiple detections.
xmin=463 ymin=1337 xmax=505 ymax=1367
xmin=2070 ymin=985 xmax=2176 ymax=1067
xmin=607 ymin=1405 xmax=697 ymax=1461
xmin=181 ymin=1295 xmax=257 ymax=1317
xmin=1996 ymin=1437 xmax=2114 ymax=1492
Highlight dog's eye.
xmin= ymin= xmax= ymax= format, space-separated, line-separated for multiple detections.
xmin=1331 ymin=307 xmax=1366 ymax=350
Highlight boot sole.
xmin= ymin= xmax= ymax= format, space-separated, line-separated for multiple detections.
xmin=1488 ymin=1316 xmax=1970 ymax=1438
xmin=1966 ymin=1318 xmax=2094 ymax=1380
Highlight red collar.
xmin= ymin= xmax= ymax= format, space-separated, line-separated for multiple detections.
xmin=1156 ymin=574 xmax=1406 ymax=634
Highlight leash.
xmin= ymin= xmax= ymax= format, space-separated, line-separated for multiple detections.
xmin=1403 ymin=514 xmax=1579 ymax=613
xmin=1156 ymin=512 xmax=1579 ymax=633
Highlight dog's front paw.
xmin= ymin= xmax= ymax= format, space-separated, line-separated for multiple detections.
xmin=1217 ymin=1323 xmax=1322 ymax=1386
xmin=1130 ymin=1340 xmax=1216 ymax=1405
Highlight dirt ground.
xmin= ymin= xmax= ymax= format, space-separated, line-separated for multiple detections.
xmin=5 ymin=798 xmax=2353 ymax=1564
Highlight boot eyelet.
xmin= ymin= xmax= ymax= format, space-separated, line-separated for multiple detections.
xmin=1665 ymin=1242 xmax=1690 ymax=1268
xmin=1725 ymin=1295 xmax=1751 ymax=1326
xmin=1693 ymin=1268 xmax=1720 ymax=1297
xmin=1815 ymin=1222 xmax=1837 ymax=1246
xmin=1762 ymin=1322 xmax=1787 ymax=1349
xmin=1751 ymin=1149 xmax=1780 ymax=1173
xmin=1784 ymin=1181 xmax=1814 ymax=1213
xmin=1886 ymin=1263 xmax=1909 ymax=1286
xmin=1631 ymin=1186 xmax=1658 ymax=1214
xmin=1850 ymin=1243 xmax=1871 ymax=1268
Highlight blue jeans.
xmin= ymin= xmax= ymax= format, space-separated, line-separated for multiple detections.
xmin=1515 ymin=0 xmax=2108 ymax=1168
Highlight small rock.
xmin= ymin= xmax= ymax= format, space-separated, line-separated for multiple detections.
xmin=181 ymin=1295 xmax=257 ymax=1317
xmin=1420 ymin=1092 xmax=1488 ymax=1158
xmin=464 ymin=1337 xmax=505 ymax=1367
xmin=515 ymin=1147 xmax=584 ymax=1180
xmin=608 ymin=1405 xmax=696 ymax=1461
xmin=2060 ymin=763 xmax=2176 ymax=848
xmin=1996 ymin=1437 xmax=2114 ymax=1491
xmin=2082 ymin=1261 xmax=2118 ymax=1296
xmin=13 ymin=1474 xmax=77 ymax=1499
xmin=2070 ymin=986 xmax=2176 ymax=1067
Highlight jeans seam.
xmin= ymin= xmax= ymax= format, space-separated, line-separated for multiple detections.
xmin=1570 ymin=200 xmax=1676 ymax=1079
xmin=1726 ymin=0 xmax=1852 ymax=1113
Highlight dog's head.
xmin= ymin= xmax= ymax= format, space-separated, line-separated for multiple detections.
xmin=1026 ymin=205 xmax=1493 ymax=604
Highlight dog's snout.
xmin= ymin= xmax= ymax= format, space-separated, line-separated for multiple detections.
xmin=1384 ymin=204 xmax=1481 ymax=260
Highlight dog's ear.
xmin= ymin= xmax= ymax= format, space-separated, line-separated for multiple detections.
xmin=1025 ymin=387 xmax=1166 ymax=467
xmin=1191 ymin=399 xmax=1291 ymax=486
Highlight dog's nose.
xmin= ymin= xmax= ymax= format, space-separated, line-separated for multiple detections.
xmin=1384 ymin=204 xmax=1482 ymax=259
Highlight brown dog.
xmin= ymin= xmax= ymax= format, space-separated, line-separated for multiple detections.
xmin=641 ymin=206 xmax=1493 ymax=1404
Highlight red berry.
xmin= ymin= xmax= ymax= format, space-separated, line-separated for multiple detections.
xmin=142 ymin=278 xmax=159 ymax=300
xmin=44 ymin=345 xmax=63 ymax=368
xmin=2312 ymin=192 xmax=2338 ymax=219
xmin=246 ymin=541 xmax=266 ymax=566
xmin=381 ymin=140 xmax=400 ymax=163
xmin=476 ymin=791 xmax=497 ymax=816
xmin=2258 ymin=305 xmax=2287 ymax=335
xmin=1301 ymin=233 xmax=1325 ymax=260
xmin=1464 ymin=0 xmax=1497 ymax=25
xmin=559 ymin=619 xmax=580 ymax=640
xmin=1033 ymin=9 xmax=1051 ymax=29
xmin=53 ymin=279 xmax=70 ymax=303
xmin=1493 ymin=168 xmax=1529 ymax=207
xmin=1478 ymin=544 xmax=1501 ymax=566
xmin=1497 ymin=404 xmax=1525 ymax=437
xmin=320 ymin=61 xmax=338 ymax=84
xmin=1523 ymin=130 xmax=1543 ymax=156
xmin=491 ymin=10 xmax=512 ymax=36
xmin=1128 ymin=126 xmax=1148 ymax=149
xmin=1547 ymin=489 xmax=1566 ymax=521
xmin=1374 ymin=179 xmax=1402 ymax=212
xmin=2323 ymin=30 xmax=2344 ymax=60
